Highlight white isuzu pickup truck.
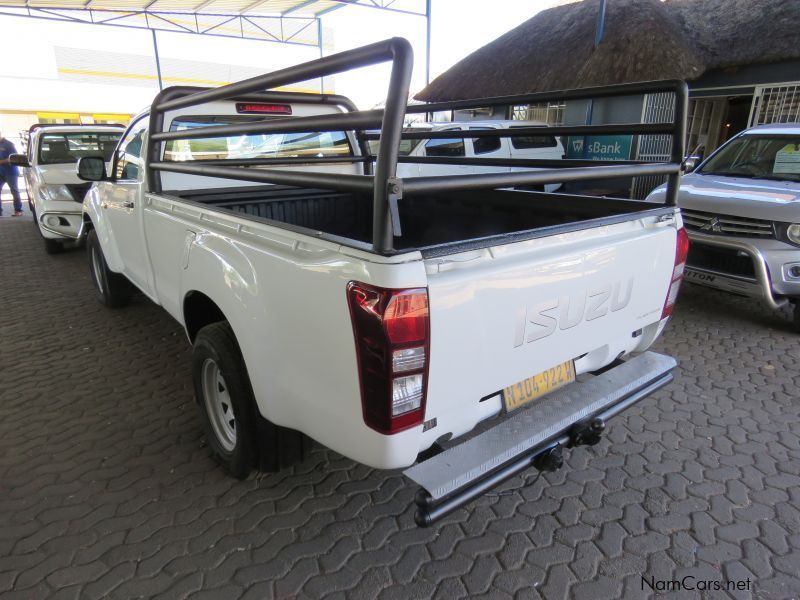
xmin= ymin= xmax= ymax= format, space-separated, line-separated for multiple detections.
xmin=76 ymin=39 xmax=689 ymax=525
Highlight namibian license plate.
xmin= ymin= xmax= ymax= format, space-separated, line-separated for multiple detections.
xmin=503 ymin=360 xmax=576 ymax=412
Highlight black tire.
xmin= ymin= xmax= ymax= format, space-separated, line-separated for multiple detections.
xmin=793 ymin=301 xmax=800 ymax=334
xmin=86 ymin=229 xmax=134 ymax=308
xmin=43 ymin=237 xmax=64 ymax=254
xmin=192 ymin=321 xmax=258 ymax=479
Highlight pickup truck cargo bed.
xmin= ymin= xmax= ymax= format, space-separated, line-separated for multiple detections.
xmin=172 ymin=184 xmax=671 ymax=254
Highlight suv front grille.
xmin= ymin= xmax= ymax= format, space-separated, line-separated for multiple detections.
xmin=682 ymin=209 xmax=775 ymax=238
xmin=686 ymin=242 xmax=756 ymax=280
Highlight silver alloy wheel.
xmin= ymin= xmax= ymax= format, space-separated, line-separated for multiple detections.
xmin=201 ymin=358 xmax=236 ymax=452
xmin=91 ymin=246 xmax=104 ymax=293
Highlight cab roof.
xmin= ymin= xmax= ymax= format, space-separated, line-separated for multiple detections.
xmin=30 ymin=124 xmax=126 ymax=136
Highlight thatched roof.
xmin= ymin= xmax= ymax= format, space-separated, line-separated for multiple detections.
xmin=667 ymin=0 xmax=800 ymax=70
xmin=416 ymin=0 xmax=800 ymax=102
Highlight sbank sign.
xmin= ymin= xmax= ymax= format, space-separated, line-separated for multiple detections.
xmin=566 ymin=135 xmax=632 ymax=161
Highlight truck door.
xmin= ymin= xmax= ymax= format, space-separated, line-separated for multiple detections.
xmin=103 ymin=117 xmax=154 ymax=296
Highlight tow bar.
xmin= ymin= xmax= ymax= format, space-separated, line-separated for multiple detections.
xmin=406 ymin=352 xmax=677 ymax=527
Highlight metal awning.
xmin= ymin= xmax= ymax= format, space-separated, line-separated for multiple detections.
xmin=0 ymin=0 xmax=428 ymax=47
xmin=0 ymin=0 xmax=388 ymax=16
xmin=0 ymin=0 xmax=431 ymax=89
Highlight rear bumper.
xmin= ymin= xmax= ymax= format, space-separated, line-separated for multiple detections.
xmin=404 ymin=351 xmax=676 ymax=526
xmin=685 ymin=231 xmax=800 ymax=309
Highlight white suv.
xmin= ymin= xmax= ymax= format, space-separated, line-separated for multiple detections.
xmin=11 ymin=124 xmax=123 ymax=253
xmin=646 ymin=123 xmax=800 ymax=330
xmin=373 ymin=120 xmax=566 ymax=192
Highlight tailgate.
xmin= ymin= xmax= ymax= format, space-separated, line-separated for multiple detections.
xmin=424 ymin=214 xmax=677 ymax=431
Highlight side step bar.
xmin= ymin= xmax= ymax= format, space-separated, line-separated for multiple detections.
xmin=404 ymin=351 xmax=677 ymax=526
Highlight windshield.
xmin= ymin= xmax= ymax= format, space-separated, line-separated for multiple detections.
xmin=700 ymin=135 xmax=800 ymax=182
xmin=38 ymin=132 xmax=122 ymax=165
xmin=164 ymin=116 xmax=352 ymax=161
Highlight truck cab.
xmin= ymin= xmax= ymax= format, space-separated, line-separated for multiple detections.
xmin=12 ymin=124 xmax=123 ymax=253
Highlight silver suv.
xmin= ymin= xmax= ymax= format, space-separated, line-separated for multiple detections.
xmin=647 ymin=123 xmax=800 ymax=331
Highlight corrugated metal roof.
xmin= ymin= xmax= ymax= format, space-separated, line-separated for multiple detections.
xmin=0 ymin=0 xmax=343 ymax=15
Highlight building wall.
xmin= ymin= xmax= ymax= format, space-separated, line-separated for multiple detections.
xmin=561 ymin=95 xmax=648 ymax=197
xmin=690 ymin=59 xmax=800 ymax=96
xmin=685 ymin=60 xmax=800 ymax=158
xmin=563 ymin=95 xmax=645 ymax=127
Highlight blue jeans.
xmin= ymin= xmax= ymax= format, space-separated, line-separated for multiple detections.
xmin=0 ymin=173 xmax=22 ymax=214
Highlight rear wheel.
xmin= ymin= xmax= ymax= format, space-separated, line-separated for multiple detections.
xmin=86 ymin=229 xmax=134 ymax=308
xmin=192 ymin=321 xmax=259 ymax=479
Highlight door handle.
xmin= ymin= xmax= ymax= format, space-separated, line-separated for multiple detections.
xmin=123 ymin=201 xmax=135 ymax=209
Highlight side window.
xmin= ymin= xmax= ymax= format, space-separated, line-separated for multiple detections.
xmin=114 ymin=118 xmax=149 ymax=181
xmin=425 ymin=129 xmax=465 ymax=157
xmin=471 ymin=127 xmax=502 ymax=155
xmin=510 ymin=132 xmax=558 ymax=150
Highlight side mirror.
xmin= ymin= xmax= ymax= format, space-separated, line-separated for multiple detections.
xmin=682 ymin=156 xmax=699 ymax=173
xmin=9 ymin=153 xmax=29 ymax=167
xmin=77 ymin=156 xmax=107 ymax=181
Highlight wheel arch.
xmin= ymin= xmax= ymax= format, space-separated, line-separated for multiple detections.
xmin=82 ymin=199 xmax=125 ymax=273
xmin=183 ymin=289 xmax=301 ymax=470
xmin=183 ymin=290 xmax=228 ymax=344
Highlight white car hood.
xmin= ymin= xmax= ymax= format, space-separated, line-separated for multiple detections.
xmin=36 ymin=164 xmax=84 ymax=185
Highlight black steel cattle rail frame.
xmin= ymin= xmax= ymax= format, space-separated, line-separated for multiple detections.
xmin=145 ymin=36 xmax=688 ymax=255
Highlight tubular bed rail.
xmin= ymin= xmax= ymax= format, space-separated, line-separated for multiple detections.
xmin=145 ymin=37 xmax=688 ymax=255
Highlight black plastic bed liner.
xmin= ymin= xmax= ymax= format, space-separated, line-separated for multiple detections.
xmin=165 ymin=184 xmax=675 ymax=257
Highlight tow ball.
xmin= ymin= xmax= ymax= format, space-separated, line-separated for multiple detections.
xmin=569 ymin=417 xmax=606 ymax=447
xmin=532 ymin=417 xmax=606 ymax=474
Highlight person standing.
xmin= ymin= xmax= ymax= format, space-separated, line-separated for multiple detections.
xmin=0 ymin=131 xmax=23 ymax=217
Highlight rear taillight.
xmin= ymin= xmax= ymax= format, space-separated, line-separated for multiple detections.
xmin=661 ymin=227 xmax=690 ymax=319
xmin=347 ymin=282 xmax=430 ymax=434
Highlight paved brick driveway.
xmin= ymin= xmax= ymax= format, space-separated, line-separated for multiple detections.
xmin=1 ymin=217 xmax=799 ymax=599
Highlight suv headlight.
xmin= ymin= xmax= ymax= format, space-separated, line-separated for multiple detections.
xmin=38 ymin=184 xmax=74 ymax=202
xmin=788 ymin=224 xmax=800 ymax=245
